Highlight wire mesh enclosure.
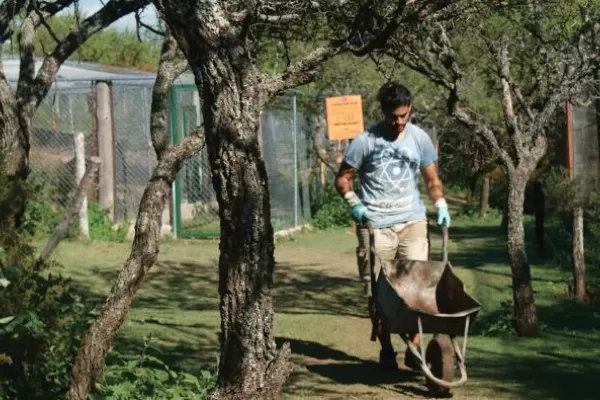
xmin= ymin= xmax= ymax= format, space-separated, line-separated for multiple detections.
xmin=571 ymin=105 xmax=600 ymax=186
xmin=170 ymin=85 xmax=314 ymax=238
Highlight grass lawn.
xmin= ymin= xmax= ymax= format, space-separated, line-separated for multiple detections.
xmin=48 ymin=208 xmax=600 ymax=399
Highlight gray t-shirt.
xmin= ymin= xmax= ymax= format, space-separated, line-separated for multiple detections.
xmin=343 ymin=122 xmax=437 ymax=228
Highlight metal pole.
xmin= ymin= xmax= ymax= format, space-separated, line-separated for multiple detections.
xmin=292 ymin=94 xmax=298 ymax=227
xmin=69 ymin=95 xmax=75 ymax=133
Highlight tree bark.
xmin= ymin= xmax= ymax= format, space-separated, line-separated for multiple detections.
xmin=571 ymin=206 xmax=588 ymax=303
xmin=159 ymin=6 xmax=293 ymax=398
xmin=0 ymin=91 xmax=28 ymax=238
xmin=506 ymin=173 xmax=539 ymax=336
xmin=479 ymin=175 xmax=490 ymax=218
xmin=193 ymin=55 xmax=291 ymax=400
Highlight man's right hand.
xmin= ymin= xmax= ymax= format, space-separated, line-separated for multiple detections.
xmin=344 ymin=191 xmax=368 ymax=226
xmin=351 ymin=203 xmax=368 ymax=226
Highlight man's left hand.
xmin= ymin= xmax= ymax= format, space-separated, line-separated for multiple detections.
xmin=435 ymin=198 xmax=451 ymax=227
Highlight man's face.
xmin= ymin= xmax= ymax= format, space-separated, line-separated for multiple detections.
xmin=383 ymin=105 xmax=412 ymax=135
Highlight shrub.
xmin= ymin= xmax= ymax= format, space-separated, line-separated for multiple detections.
xmin=92 ymin=336 xmax=216 ymax=399
xmin=311 ymin=188 xmax=350 ymax=230
xmin=0 ymin=237 xmax=95 ymax=399
xmin=87 ymin=203 xmax=127 ymax=243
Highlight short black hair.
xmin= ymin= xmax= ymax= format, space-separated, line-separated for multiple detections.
xmin=377 ymin=81 xmax=412 ymax=110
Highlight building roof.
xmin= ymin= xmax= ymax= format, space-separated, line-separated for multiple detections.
xmin=2 ymin=56 xmax=194 ymax=89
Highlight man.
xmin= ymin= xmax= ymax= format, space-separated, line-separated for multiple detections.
xmin=334 ymin=81 xmax=450 ymax=371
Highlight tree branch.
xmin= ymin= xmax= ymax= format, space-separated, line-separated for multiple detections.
xmin=16 ymin=6 xmax=39 ymax=99
xmin=18 ymin=0 xmax=150 ymax=117
xmin=495 ymin=33 xmax=526 ymax=162
xmin=34 ymin=6 xmax=62 ymax=47
xmin=0 ymin=0 xmax=27 ymax=42
xmin=135 ymin=7 xmax=164 ymax=40
xmin=262 ymin=44 xmax=346 ymax=96
xmin=262 ymin=0 xmax=455 ymax=96
xmin=39 ymin=0 xmax=76 ymax=16
xmin=66 ymin=131 xmax=204 ymax=400
xmin=151 ymin=29 xmax=189 ymax=159
xmin=231 ymin=10 xmax=300 ymax=23
xmin=37 ymin=157 xmax=101 ymax=264
xmin=311 ymin=115 xmax=338 ymax=173
xmin=447 ymin=86 xmax=514 ymax=173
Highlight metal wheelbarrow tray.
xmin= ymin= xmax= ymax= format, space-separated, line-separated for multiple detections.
xmin=368 ymin=224 xmax=481 ymax=395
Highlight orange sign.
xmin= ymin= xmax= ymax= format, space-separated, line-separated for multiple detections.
xmin=325 ymin=95 xmax=364 ymax=140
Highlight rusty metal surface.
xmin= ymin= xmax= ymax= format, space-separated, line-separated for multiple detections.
xmin=380 ymin=258 xmax=446 ymax=314
xmin=375 ymin=259 xmax=481 ymax=335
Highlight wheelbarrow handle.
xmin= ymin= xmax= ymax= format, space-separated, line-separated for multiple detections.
xmin=441 ymin=225 xmax=449 ymax=263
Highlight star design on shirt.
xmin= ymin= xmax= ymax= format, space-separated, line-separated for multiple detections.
xmin=376 ymin=147 xmax=416 ymax=192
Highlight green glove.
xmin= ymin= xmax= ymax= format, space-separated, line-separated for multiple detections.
xmin=344 ymin=191 xmax=369 ymax=226
xmin=350 ymin=203 xmax=368 ymax=226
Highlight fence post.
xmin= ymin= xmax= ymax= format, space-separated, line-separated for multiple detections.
xmin=96 ymin=80 xmax=115 ymax=221
xmin=74 ymin=131 xmax=89 ymax=239
xmin=292 ymin=93 xmax=299 ymax=227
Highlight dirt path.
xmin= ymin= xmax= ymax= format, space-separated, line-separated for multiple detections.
xmin=271 ymin=234 xmax=512 ymax=400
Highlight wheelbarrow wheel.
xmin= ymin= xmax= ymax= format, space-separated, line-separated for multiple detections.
xmin=425 ymin=336 xmax=455 ymax=397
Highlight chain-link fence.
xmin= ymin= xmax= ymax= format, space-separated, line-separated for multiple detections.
xmin=571 ymin=104 xmax=600 ymax=187
xmin=29 ymin=80 xmax=325 ymax=239
xmin=30 ymin=85 xmax=96 ymax=214
xmin=28 ymin=79 xmax=160 ymax=230
xmin=170 ymin=85 xmax=315 ymax=238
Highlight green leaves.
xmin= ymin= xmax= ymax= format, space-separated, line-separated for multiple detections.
xmin=94 ymin=335 xmax=216 ymax=399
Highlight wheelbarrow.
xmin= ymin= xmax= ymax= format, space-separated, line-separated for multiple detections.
xmin=366 ymin=222 xmax=481 ymax=395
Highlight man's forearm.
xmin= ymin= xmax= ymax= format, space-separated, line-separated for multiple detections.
xmin=427 ymin=178 xmax=444 ymax=204
xmin=335 ymin=176 xmax=363 ymax=207
xmin=335 ymin=176 xmax=352 ymax=197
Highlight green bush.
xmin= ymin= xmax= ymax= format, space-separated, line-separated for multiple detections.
xmin=87 ymin=203 xmax=127 ymax=243
xmin=92 ymin=336 xmax=216 ymax=399
xmin=0 ymin=238 xmax=95 ymax=399
xmin=22 ymin=168 xmax=68 ymax=236
xmin=311 ymin=188 xmax=351 ymax=230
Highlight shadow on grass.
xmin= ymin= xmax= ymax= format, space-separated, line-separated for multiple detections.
xmin=61 ymin=217 xmax=600 ymax=400
xmin=71 ymin=258 xmax=368 ymax=320
xmin=277 ymin=332 xmax=600 ymax=400
xmin=276 ymin=336 xmax=427 ymax=398
xmin=103 ymin=328 xmax=219 ymax=377
xmin=468 ymin=345 xmax=600 ymax=400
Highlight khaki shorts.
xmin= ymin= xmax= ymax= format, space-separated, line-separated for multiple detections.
xmin=373 ymin=220 xmax=429 ymax=274
xmin=355 ymin=220 xmax=428 ymax=296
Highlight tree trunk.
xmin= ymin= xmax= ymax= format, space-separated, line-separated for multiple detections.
xmin=0 ymin=93 xmax=29 ymax=239
xmin=479 ymin=175 xmax=490 ymax=218
xmin=506 ymin=174 xmax=539 ymax=336
xmin=468 ymin=173 xmax=478 ymax=203
xmin=571 ymin=206 xmax=588 ymax=303
xmin=159 ymin=4 xmax=293 ymax=398
xmin=198 ymin=59 xmax=292 ymax=400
